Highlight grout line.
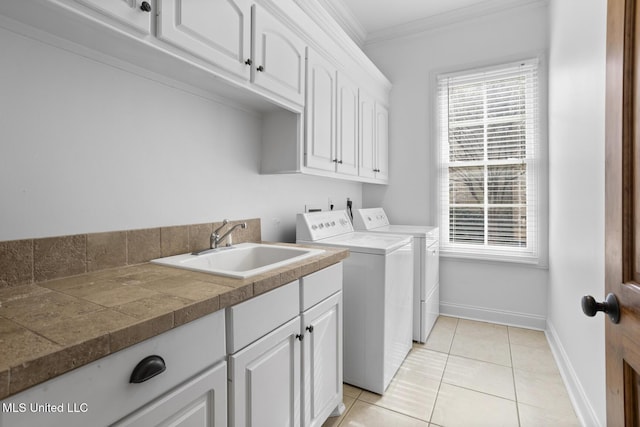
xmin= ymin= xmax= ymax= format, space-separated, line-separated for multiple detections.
xmin=428 ymin=317 xmax=458 ymax=424
xmin=507 ymin=326 xmax=522 ymax=427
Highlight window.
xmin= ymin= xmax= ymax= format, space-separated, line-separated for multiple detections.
xmin=437 ymin=59 xmax=540 ymax=262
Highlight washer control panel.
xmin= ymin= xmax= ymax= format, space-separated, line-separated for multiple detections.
xmin=353 ymin=207 xmax=390 ymax=230
xmin=296 ymin=210 xmax=353 ymax=241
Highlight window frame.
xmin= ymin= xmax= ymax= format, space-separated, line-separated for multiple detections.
xmin=434 ymin=57 xmax=547 ymax=265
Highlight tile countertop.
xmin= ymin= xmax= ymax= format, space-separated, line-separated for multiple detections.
xmin=0 ymin=242 xmax=348 ymax=400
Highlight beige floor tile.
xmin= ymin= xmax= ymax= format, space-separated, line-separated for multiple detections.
xmin=450 ymin=332 xmax=512 ymax=366
xmin=507 ymin=326 xmax=548 ymax=348
xmin=339 ymin=401 xmax=429 ymax=427
xmin=514 ymin=369 xmax=574 ymax=413
xmin=431 ymin=383 xmax=519 ymax=427
xmin=420 ymin=316 xmax=458 ymax=353
xmin=510 ymin=343 xmax=559 ymax=375
xmin=518 ymin=402 xmax=581 ymax=427
xmin=442 ymin=355 xmax=515 ymax=400
xmin=455 ymin=319 xmax=509 ymax=340
xmin=343 ymin=383 xmax=363 ymax=399
xmin=359 ymin=367 xmax=440 ymax=421
xmin=322 ymin=396 xmax=356 ymax=427
xmin=401 ymin=347 xmax=448 ymax=381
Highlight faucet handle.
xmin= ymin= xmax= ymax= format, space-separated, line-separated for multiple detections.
xmin=213 ymin=219 xmax=229 ymax=235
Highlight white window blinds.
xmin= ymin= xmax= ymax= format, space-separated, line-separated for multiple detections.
xmin=437 ymin=59 xmax=540 ymax=262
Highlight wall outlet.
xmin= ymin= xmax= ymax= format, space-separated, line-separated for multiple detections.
xmin=305 ymin=204 xmax=322 ymax=213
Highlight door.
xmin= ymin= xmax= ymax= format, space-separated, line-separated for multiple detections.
xmin=157 ymin=0 xmax=252 ymax=79
xmin=359 ymin=90 xmax=376 ymax=179
xmin=73 ymin=0 xmax=152 ymax=34
xmin=305 ymin=48 xmax=337 ymax=172
xmin=375 ymin=103 xmax=389 ymax=182
xmin=336 ymin=73 xmax=359 ymax=176
xmin=228 ymin=317 xmax=301 ymax=427
xmin=604 ymin=0 xmax=640 ymax=424
xmin=112 ymin=361 xmax=227 ymax=427
xmin=301 ymin=292 xmax=343 ymax=427
xmin=252 ymin=4 xmax=306 ymax=106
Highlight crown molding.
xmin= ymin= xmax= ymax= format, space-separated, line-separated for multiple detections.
xmin=315 ymin=0 xmax=368 ymax=47
xmin=364 ymin=0 xmax=549 ymax=46
xmin=293 ymin=0 xmax=391 ymax=90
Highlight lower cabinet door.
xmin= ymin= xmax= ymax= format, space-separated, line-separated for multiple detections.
xmin=228 ymin=317 xmax=301 ymax=427
xmin=112 ymin=361 xmax=227 ymax=427
xmin=302 ymin=292 xmax=343 ymax=427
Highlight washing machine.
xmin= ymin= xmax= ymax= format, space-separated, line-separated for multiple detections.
xmin=353 ymin=208 xmax=439 ymax=343
xmin=296 ymin=210 xmax=413 ymax=395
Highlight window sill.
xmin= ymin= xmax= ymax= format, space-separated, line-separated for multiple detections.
xmin=439 ymin=250 xmax=548 ymax=269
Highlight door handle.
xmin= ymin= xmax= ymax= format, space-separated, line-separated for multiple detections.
xmin=581 ymin=293 xmax=620 ymax=324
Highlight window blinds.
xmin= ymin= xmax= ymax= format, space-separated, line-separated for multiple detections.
xmin=437 ymin=59 xmax=540 ymax=262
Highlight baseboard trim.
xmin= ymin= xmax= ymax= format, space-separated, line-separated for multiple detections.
xmin=545 ymin=321 xmax=602 ymax=427
xmin=440 ymin=301 xmax=546 ymax=330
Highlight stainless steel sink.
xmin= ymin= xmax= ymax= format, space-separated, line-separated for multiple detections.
xmin=151 ymin=243 xmax=324 ymax=279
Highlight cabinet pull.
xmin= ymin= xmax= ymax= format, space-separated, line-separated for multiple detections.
xmin=332 ymin=159 xmax=338 ymax=163
xmin=257 ymin=65 xmax=265 ymax=72
xmin=244 ymin=58 xmax=252 ymax=66
xmin=338 ymin=160 xmax=343 ymax=164
xmin=140 ymin=1 xmax=152 ymax=12
xmin=306 ymin=325 xmax=314 ymax=333
xmin=130 ymin=355 xmax=166 ymax=383
xmin=296 ymin=334 xmax=304 ymax=341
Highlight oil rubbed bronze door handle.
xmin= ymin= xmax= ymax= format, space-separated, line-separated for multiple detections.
xmin=581 ymin=293 xmax=620 ymax=324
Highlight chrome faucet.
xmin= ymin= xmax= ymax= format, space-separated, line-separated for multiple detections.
xmin=211 ymin=220 xmax=247 ymax=249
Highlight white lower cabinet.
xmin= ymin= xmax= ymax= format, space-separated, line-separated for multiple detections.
xmin=112 ymin=361 xmax=227 ymax=427
xmin=301 ymin=291 xmax=343 ymax=427
xmin=0 ymin=264 xmax=343 ymax=427
xmin=227 ymin=263 xmax=344 ymax=427
xmin=0 ymin=310 xmax=227 ymax=427
xmin=228 ymin=317 xmax=302 ymax=427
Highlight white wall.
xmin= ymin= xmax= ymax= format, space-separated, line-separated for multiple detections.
xmin=362 ymin=3 xmax=550 ymax=328
xmin=0 ymin=26 xmax=362 ymax=243
xmin=547 ymin=0 xmax=607 ymax=425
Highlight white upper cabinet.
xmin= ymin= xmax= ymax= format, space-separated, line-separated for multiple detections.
xmin=157 ymin=0 xmax=252 ymax=80
xmin=359 ymin=90 xmax=389 ymax=183
xmin=304 ymin=50 xmax=359 ymax=178
xmin=252 ymin=3 xmax=306 ymax=106
xmin=375 ymin=103 xmax=389 ymax=182
xmin=336 ymin=72 xmax=359 ymax=176
xmin=359 ymin=90 xmax=377 ymax=179
xmin=73 ymin=0 xmax=152 ymax=34
xmin=305 ymin=48 xmax=337 ymax=172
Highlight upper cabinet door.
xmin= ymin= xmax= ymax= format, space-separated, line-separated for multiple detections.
xmin=375 ymin=103 xmax=389 ymax=182
xmin=157 ymin=0 xmax=252 ymax=80
xmin=252 ymin=4 xmax=306 ymax=106
xmin=359 ymin=90 xmax=376 ymax=179
xmin=305 ymin=48 xmax=337 ymax=172
xmin=73 ymin=0 xmax=152 ymax=34
xmin=336 ymin=73 xmax=359 ymax=177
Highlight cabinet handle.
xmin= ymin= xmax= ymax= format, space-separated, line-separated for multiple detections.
xmin=306 ymin=325 xmax=314 ymax=333
xmin=140 ymin=1 xmax=152 ymax=12
xmin=130 ymin=355 xmax=166 ymax=383
xmin=244 ymin=58 xmax=252 ymax=66
xmin=338 ymin=160 xmax=343 ymax=164
xmin=257 ymin=65 xmax=264 ymax=72
xmin=332 ymin=159 xmax=338 ymax=163
xmin=296 ymin=334 xmax=304 ymax=341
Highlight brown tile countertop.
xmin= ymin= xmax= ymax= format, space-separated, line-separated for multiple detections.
xmin=0 ymin=242 xmax=348 ymax=400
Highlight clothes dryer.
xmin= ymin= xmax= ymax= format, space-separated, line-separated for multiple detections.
xmin=353 ymin=208 xmax=439 ymax=343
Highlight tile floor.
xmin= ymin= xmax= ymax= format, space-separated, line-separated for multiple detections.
xmin=323 ymin=316 xmax=581 ymax=427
